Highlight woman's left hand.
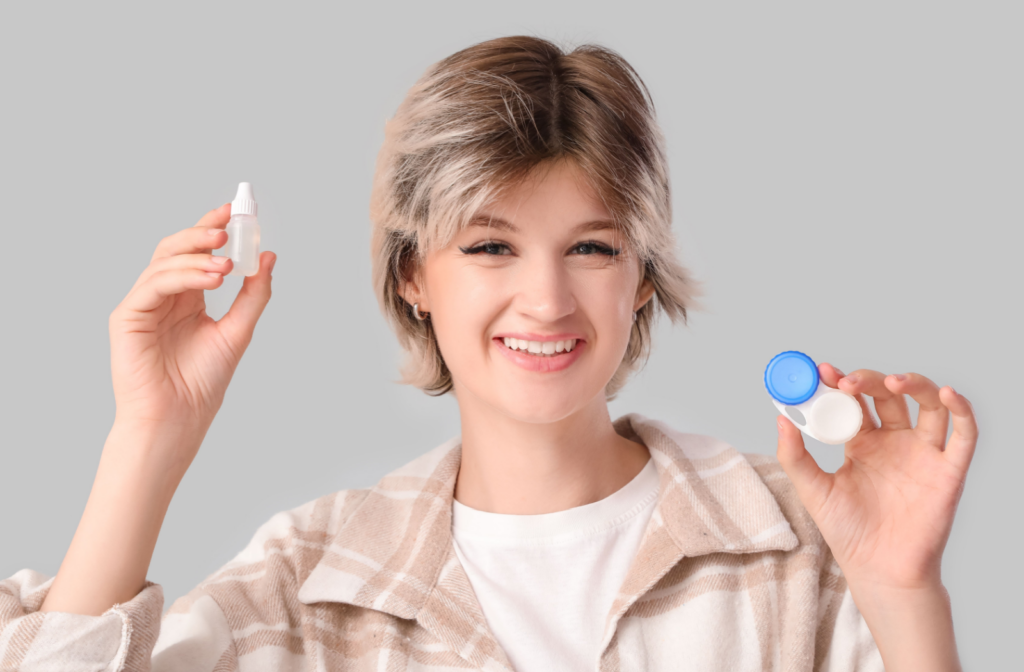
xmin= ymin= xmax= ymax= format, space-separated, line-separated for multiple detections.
xmin=775 ymin=363 xmax=978 ymax=591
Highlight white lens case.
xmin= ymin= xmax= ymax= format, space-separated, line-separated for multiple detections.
xmin=765 ymin=351 xmax=863 ymax=445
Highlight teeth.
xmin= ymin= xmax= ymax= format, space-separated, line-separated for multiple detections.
xmin=501 ymin=338 xmax=577 ymax=355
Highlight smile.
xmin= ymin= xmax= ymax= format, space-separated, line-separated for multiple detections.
xmin=502 ymin=337 xmax=577 ymax=356
xmin=493 ymin=337 xmax=585 ymax=373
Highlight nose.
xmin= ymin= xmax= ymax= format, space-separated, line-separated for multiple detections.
xmin=513 ymin=252 xmax=577 ymax=322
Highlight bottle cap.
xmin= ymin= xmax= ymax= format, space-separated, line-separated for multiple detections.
xmin=765 ymin=351 xmax=819 ymax=405
xmin=231 ymin=182 xmax=257 ymax=216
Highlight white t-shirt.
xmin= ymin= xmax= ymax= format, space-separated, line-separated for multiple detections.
xmin=451 ymin=457 xmax=660 ymax=672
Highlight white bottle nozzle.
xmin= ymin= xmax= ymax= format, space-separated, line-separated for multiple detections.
xmin=231 ymin=182 xmax=257 ymax=216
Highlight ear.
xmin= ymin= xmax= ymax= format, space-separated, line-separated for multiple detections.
xmin=397 ymin=257 xmax=428 ymax=312
xmin=633 ymin=276 xmax=656 ymax=313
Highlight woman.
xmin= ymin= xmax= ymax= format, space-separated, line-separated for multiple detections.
xmin=0 ymin=36 xmax=975 ymax=671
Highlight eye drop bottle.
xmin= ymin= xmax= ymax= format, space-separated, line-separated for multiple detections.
xmin=764 ymin=350 xmax=863 ymax=445
xmin=225 ymin=182 xmax=261 ymax=277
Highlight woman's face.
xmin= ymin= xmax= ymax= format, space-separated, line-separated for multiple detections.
xmin=407 ymin=160 xmax=654 ymax=423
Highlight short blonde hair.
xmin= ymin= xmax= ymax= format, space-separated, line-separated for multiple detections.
xmin=370 ymin=36 xmax=702 ymax=399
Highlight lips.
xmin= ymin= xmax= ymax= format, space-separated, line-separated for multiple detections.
xmin=493 ymin=337 xmax=585 ymax=373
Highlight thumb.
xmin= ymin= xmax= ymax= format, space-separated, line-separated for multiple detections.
xmin=776 ymin=415 xmax=833 ymax=518
xmin=218 ymin=251 xmax=276 ymax=350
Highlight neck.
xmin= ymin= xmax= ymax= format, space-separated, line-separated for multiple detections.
xmin=453 ymin=391 xmax=651 ymax=515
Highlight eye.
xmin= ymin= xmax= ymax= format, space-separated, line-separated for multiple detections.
xmin=458 ymin=241 xmax=512 ymax=256
xmin=571 ymin=240 xmax=620 ymax=256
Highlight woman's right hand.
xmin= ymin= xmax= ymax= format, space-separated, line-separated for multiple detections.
xmin=34 ymin=204 xmax=276 ymax=618
xmin=108 ymin=203 xmax=276 ymax=476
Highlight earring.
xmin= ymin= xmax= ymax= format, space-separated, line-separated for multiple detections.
xmin=632 ymin=311 xmax=637 ymax=322
xmin=413 ymin=302 xmax=429 ymax=321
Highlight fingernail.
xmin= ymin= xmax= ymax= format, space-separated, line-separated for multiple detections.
xmin=833 ymin=366 xmax=846 ymax=377
xmin=208 ymin=228 xmax=221 ymax=236
xmin=948 ymin=386 xmax=957 ymax=396
xmin=211 ymin=256 xmax=229 ymax=264
xmin=843 ymin=374 xmax=858 ymax=384
xmin=892 ymin=373 xmax=907 ymax=381
xmin=777 ymin=417 xmax=784 ymax=433
xmin=268 ymin=257 xmax=277 ymax=275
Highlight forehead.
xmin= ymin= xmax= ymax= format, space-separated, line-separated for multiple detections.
xmin=467 ymin=160 xmax=617 ymax=235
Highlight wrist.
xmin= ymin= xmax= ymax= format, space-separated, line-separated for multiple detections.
xmin=846 ymin=575 xmax=948 ymax=616
xmin=103 ymin=419 xmax=204 ymax=496
xmin=846 ymin=580 xmax=961 ymax=672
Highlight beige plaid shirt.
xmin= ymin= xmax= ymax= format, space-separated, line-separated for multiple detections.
xmin=1 ymin=413 xmax=883 ymax=671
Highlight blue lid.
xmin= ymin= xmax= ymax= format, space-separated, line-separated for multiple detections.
xmin=764 ymin=351 xmax=819 ymax=405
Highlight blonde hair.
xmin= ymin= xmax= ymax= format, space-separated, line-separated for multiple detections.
xmin=370 ymin=35 xmax=702 ymax=399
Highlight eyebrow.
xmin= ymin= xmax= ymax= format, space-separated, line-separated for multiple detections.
xmin=466 ymin=216 xmax=618 ymax=234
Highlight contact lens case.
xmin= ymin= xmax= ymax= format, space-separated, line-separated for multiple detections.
xmin=765 ymin=351 xmax=863 ymax=445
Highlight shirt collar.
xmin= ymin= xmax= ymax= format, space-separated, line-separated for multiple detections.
xmin=297 ymin=412 xmax=798 ymax=638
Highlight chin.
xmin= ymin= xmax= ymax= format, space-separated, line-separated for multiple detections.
xmin=490 ymin=380 xmax=601 ymax=424
xmin=451 ymin=352 xmax=616 ymax=423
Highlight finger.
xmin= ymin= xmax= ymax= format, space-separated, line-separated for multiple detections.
xmin=886 ymin=372 xmax=949 ymax=447
xmin=941 ymin=386 xmax=978 ymax=474
xmin=121 ymin=268 xmax=224 ymax=314
xmin=131 ymin=252 xmax=233 ymax=293
xmin=776 ymin=415 xmax=834 ymax=517
xmin=839 ymin=369 xmax=911 ymax=430
xmin=152 ymin=204 xmax=231 ymax=261
xmin=822 ymin=363 xmax=877 ymax=434
xmin=216 ymin=251 xmax=276 ymax=350
xmin=818 ymin=362 xmax=844 ymax=389
xmin=193 ymin=203 xmax=232 ymax=229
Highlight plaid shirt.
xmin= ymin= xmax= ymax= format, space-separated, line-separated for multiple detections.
xmin=1 ymin=413 xmax=883 ymax=671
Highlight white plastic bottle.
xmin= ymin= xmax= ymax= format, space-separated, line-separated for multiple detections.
xmin=225 ymin=182 xmax=261 ymax=277
xmin=764 ymin=350 xmax=863 ymax=445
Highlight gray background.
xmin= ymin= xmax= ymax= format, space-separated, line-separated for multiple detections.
xmin=1 ymin=0 xmax=1019 ymax=667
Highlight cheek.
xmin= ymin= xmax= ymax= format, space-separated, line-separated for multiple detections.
xmin=428 ymin=268 xmax=508 ymax=353
xmin=578 ymin=272 xmax=637 ymax=338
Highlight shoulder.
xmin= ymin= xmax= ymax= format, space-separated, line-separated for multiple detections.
xmin=177 ymin=436 xmax=462 ymax=617
xmin=220 ymin=487 xmax=373 ymax=575
xmin=166 ymin=487 xmax=372 ymax=618
xmin=739 ymin=451 xmax=827 ymax=552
